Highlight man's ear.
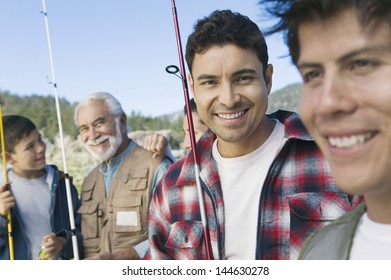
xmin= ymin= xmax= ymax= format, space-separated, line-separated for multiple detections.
xmin=120 ymin=113 xmax=127 ymax=133
xmin=265 ymin=64 xmax=273 ymax=96
xmin=188 ymin=73 xmax=195 ymax=97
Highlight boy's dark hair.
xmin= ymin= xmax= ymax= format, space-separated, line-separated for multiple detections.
xmin=1 ymin=115 xmax=37 ymax=153
xmin=185 ymin=9 xmax=269 ymax=77
xmin=259 ymin=0 xmax=391 ymax=65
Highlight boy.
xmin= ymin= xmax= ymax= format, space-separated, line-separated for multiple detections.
xmin=0 ymin=115 xmax=82 ymax=259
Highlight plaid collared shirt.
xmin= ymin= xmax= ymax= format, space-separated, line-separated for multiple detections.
xmin=145 ymin=110 xmax=362 ymax=260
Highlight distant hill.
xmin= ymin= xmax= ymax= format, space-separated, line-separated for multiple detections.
xmin=267 ymin=83 xmax=303 ymax=114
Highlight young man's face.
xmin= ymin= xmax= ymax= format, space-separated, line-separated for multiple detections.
xmin=8 ymin=129 xmax=46 ymax=178
xmin=297 ymin=8 xmax=391 ymax=198
xmin=77 ymin=100 xmax=123 ymax=161
xmin=189 ymin=44 xmax=273 ymax=157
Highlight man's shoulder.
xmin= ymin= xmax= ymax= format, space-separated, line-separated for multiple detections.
xmin=268 ymin=110 xmax=312 ymax=140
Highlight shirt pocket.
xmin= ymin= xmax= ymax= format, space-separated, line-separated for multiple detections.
xmin=287 ymin=192 xmax=351 ymax=258
xmin=288 ymin=192 xmax=352 ymax=221
xmin=166 ymin=220 xmax=203 ymax=249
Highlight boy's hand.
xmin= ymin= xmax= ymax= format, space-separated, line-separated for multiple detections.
xmin=39 ymin=233 xmax=66 ymax=260
xmin=0 ymin=182 xmax=14 ymax=217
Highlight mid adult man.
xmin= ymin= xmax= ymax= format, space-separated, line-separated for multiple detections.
xmin=145 ymin=9 xmax=361 ymax=260
xmin=74 ymin=91 xmax=172 ymax=259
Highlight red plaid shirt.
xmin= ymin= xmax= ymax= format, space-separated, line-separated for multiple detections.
xmin=145 ymin=110 xmax=362 ymax=260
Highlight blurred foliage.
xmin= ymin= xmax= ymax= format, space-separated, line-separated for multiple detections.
xmin=0 ymin=90 xmax=183 ymax=146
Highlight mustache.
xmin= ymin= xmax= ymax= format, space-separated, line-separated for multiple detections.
xmin=86 ymin=135 xmax=110 ymax=146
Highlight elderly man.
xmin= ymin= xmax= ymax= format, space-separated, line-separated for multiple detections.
xmin=74 ymin=91 xmax=172 ymax=259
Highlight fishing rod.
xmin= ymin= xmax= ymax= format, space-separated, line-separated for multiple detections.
xmin=169 ymin=0 xmax=213 ymax=260
xmin=0 ymin=99 xmax=15 ymax=260
xmin=41 ymin=0 xmax=79 ymax=260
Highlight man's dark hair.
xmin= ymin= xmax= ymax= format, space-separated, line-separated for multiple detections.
xmin=185 ymin=9 xmax=269 ymax=77
xmin=1 ymin=115 xmax=37 ymax=153
xmin=259 ymin=0 xmax=391 ymax=65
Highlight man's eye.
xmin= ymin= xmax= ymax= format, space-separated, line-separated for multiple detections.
xmin=200 ymin=80 xmax=216 ymax=86
xmin=235 ymin=76 xmax=254 ymax=83
xmin=350 ymin=59 xmax=378 ymax=73
xmin=302 ymin=70 xmax=322 ymax=83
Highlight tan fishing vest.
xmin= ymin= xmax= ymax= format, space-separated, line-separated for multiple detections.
xmin=78 ymin=145 xmax=164 ymax=258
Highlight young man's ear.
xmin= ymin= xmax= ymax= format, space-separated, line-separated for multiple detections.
xmin=188 ymin=73 xmax=195 ymax=98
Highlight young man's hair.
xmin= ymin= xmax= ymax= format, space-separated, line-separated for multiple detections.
xmin=1 ymin=115 xmax=37 ymax=153
xmin=259 ymin=0 xmax=391 ymax=65
xmin=185 ymin=9 xmax=269 ymax=77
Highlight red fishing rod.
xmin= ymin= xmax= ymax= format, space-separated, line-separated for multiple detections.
xmin=168 ymin=0 xmax=213 ymax=260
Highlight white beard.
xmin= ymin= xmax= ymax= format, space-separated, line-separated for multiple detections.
xmin=83 ymin=120 xmax=123 ymax=162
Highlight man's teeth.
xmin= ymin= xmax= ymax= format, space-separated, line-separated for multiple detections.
xmin=328 ymin=133 xmax=372 ymax=148
xmin=219 ymin=111 xmax=244 ymax=119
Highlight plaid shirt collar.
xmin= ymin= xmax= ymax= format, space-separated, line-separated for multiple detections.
xmin=175 ymin=110 xmax=311 ymax=187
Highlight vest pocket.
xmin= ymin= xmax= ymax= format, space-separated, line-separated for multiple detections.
xmin=166 ymin=221 xmax=203 ymax=249
xmin=77 ymin=202 xmax=100 ymax=239
xmin=113 ymin=196 xmax=143 ymax=233
xmin=82 ymin=238 xmax=100 ymax=257
xmin=118 ymin=168 xmax=148 ymax=191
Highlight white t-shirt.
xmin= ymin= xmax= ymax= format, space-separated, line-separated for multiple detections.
xmin=212 ymin=119 xmax=286 ymax=259
xmin=350 ymin=212 xmax=391 ymax=260
xmin=9 ymin=169 xmax=53 ymax=260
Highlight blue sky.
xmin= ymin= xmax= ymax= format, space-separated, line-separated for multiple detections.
xmin=0 ymin=0 xmax=301 ymax=117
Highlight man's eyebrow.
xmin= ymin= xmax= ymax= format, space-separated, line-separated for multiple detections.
xmin=196 ymin=69 xmax=258 ymax=81
xmin=337 ymin=45 xmax=391 ymax=64
xmin=78 ymin=116 xmax=106 ymax=130
xmin=297 ymin=45 xmax=391 ymax=70
xmin=196 ymin=74 xmax=217 ymax=81
xmin=297 ymin=62 xmax=321 ymax=71
xmin=232 ymin=68 xmax=258 ymax=76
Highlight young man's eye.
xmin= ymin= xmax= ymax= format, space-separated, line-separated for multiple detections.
xmin=302 ymin=70 xmax=322 ymax=83
xmin=350 ymin=59 xmax=378 ymax=73
xmin=234 ymin=76 xmax=254 ymax=84
xmin=200 ymin=80 xmax=217 ymax=86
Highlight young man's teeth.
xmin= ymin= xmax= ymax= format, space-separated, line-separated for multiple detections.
xmin=219 ymin=111 xmax=244 ymax=119
xmin=328 ymin=133 xmax=371 ymax=148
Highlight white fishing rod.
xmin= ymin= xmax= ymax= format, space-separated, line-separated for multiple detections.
xmin=41 ymin=0 xmax=79 ymax=260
